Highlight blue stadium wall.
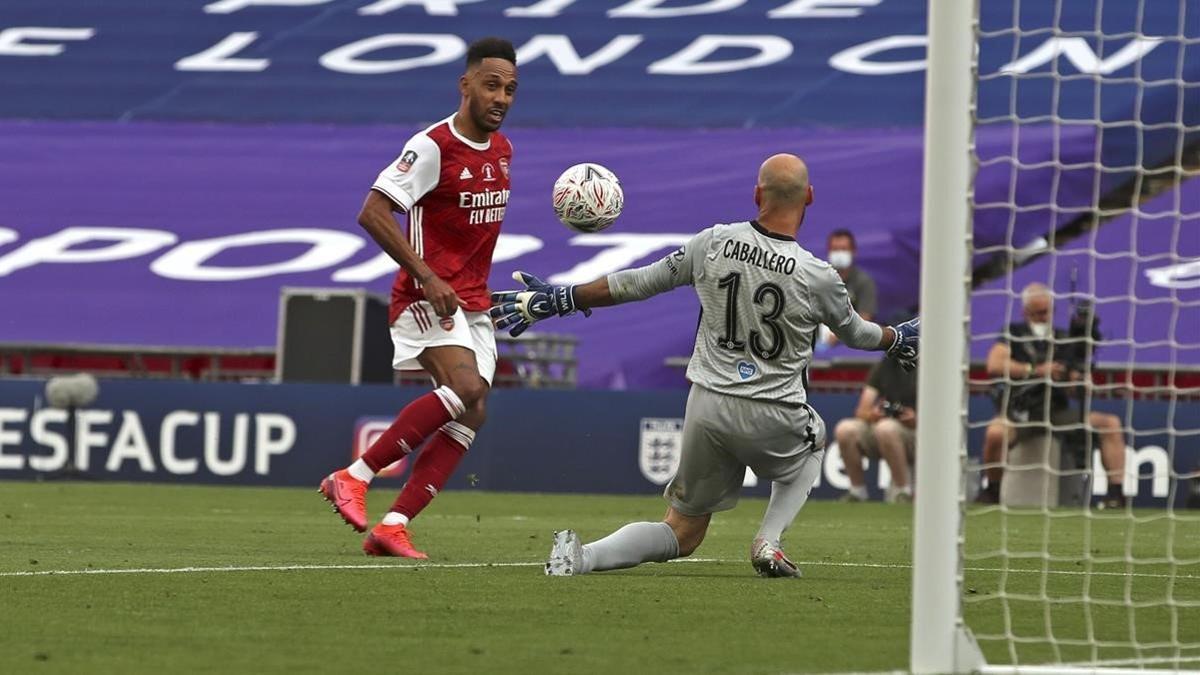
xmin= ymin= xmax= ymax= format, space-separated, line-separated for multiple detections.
xmin=3 ymin=1 xmax=1193 ymax=128
xmin=0 ymin=380 xmax=1193 ymax=508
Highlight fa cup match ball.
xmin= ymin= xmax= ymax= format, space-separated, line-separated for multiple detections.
xmin=552 ymin=163 xmax=624 ymax=233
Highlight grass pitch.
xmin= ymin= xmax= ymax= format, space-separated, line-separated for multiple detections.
xmin=1 ymin=482 xmax=1197 ymax=674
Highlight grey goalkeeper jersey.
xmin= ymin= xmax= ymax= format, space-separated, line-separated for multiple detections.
xmin=609 ymin=220 xmax=883 ymax=406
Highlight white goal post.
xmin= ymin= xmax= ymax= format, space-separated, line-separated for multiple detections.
xmin=911 ymin=0 xmax=979 ymax=671
xmin=913 ymin=0 xmax=1198 ymax=673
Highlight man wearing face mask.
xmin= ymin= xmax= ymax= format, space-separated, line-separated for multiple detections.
xmin=976 ymin=283 xmax=1127 ymax=507
xmin=821 ymin=230 xmax=877 ymax=346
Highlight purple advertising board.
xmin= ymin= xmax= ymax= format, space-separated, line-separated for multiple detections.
xmin=1 ymin=120 xmax=1197 ymax=387
xmin=1 ymin=120 xmax=920 ymax=390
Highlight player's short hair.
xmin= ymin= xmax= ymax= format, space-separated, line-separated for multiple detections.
xmin=466 ymin=37 xmax=517 ymax=69
xmin=1021 ymin=282 xmax=1052 ymax=307
xmin=760 ymin=179 xmax=806 ymax=206
xmin=828 ymin=229 xmax=857 ymax=249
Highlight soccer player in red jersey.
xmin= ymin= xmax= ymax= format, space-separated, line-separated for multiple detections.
xmin=319 ymin=38 xmax=517 ymax=559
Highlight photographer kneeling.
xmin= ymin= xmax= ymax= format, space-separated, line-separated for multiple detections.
xmin=977 ymin=283 xmax=1127 ymax=508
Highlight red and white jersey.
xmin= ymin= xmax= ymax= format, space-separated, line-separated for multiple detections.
xmin=371 ymin=115 xmax=513 ymax=323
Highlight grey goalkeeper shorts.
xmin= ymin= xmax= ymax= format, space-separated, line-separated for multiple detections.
xmin=665 ymin=385 xmax=827 ymax=516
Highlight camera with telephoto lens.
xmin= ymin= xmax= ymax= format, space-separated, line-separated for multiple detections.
xmin=1063 ymin=298 xmax=1102 ymax=373
xmin=879 ymin=400 xmax=905 ymax=419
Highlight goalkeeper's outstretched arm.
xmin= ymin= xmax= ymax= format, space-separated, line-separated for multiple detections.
xmin=575 ymin=253 xmax=692 ymax=310
xmin=571 ymin=276 xmax=618 ymax=310
xmin=809 ymin=265 xmax=919 ymax=367
xmin=488 ymin=256 xmax=689 ymax=337
xmin=491 ymin=231 xmax=705 ymax=336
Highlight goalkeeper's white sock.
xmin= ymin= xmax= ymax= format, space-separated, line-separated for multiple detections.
xmin=580 ymin=522 xmax=679 ymax=574
xmin=756 ymin=452 xmax=824 ymax=544
xmin=347 ymin=458 xmax=375 ymax=484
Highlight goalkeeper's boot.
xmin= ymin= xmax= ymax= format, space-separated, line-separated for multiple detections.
xmin=363 ymin=522 xmax=428 ymax=559
xmin=751 ymin=537 xmax=802 ymax=578
xmin=318 ymin=469 xmax=369 ymax=533
xmin=545 ymin=530 xmax=583 ymax=576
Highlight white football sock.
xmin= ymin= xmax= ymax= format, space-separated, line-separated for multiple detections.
xmin=347 ymin=458 xmax=375 ymax=484
xmin=440 ymin=421 xmax=476 ymax=450
xmin=756 ymin=452 xmax=824 ymax=544
xmin=381 ymin=512 xmax=409 ymax=527
xmin=848 ymin=484 xmax=869 ymax=500
xmin=580 ymin=521 xmax=679 ymax=574
xmin=433 ymin=385 xmax=466 ymax=418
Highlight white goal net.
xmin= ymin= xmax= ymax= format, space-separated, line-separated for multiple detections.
xmin=916 ymin=1 xmax=1199 ymax=672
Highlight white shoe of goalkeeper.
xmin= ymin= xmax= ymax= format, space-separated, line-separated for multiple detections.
xmin=751 ymin=537 xmax=802 ymax=578
xmin=545 ymin=529 xmax=583 ymax=576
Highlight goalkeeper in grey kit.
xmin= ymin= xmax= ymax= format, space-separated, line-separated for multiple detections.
xmin=491 ymin=154 xmax=919 ymax=578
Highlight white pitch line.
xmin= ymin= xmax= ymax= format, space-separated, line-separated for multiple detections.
xmin=805 ymin=560 xmax=1200 ymax=581
xmin=0 ymin=558 xmax=1196 ymax=580
xmin=0 ymin=561 xmax=541 ymax=578
xmin=1063 ymin=653 xmax=1200 ymax=668
xmin=0 ymin=558 xmax=726 ymax=579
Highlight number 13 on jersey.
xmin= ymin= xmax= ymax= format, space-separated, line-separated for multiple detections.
xmin=716 ymin=272 xmax=786 ymax=360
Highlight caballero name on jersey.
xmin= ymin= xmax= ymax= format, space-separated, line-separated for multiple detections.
xmin=723 ymin=239 xmax=797 ymax=275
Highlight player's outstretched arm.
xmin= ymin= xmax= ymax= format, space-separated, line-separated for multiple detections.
xmin=487 ymin=270 xmax=595 ymax=336
xmin=490 ymin=233 xmax=706 ymax=336
xmin=489 ymin=256 xmax=686 ymax=337
xmin=357 ymin=191 xmax=462 ymax=316
xmin=814 ymin=264 xmax=918 ymax=369
xmin=489 ymin=272 xmax=627 ymax=337
xmin=831 ymin=313 xmax=919 ymax=370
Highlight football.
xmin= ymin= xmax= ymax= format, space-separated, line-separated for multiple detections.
xmin=551 ymin=163 xmax=624 ymax=233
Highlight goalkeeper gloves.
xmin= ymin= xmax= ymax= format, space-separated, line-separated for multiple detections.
xmin=489 ymin=271 xmax=591 ymax=337
xmin=886 ymin=318 xmax=920 ymax=371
